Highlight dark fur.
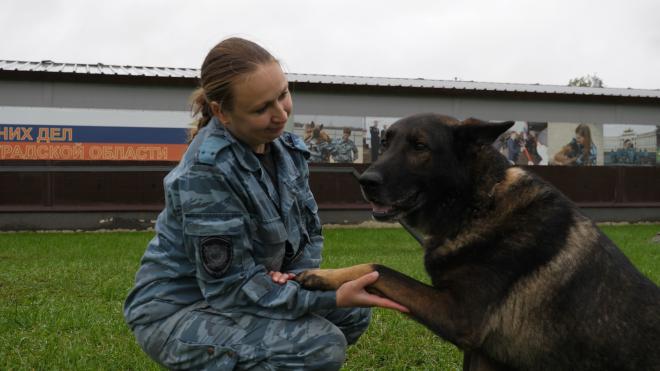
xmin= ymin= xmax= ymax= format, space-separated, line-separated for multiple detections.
xmin=296 ymin=113 xmax=660 ymax=371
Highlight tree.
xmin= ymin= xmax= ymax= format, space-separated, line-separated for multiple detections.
xmin=568 ymin=74 xmax=604 ymax=88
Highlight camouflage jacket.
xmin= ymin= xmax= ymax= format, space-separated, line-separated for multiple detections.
xmin=331 ymin=138 xmax=358 ymax=163
xmin=124 ymin=118 xmax=336 ymax=329
xmin=305 ymin=138 xmax=333 ymax=163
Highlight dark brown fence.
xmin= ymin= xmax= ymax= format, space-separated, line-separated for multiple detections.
xmin=1 ymin=161 xmax=660 ymax=214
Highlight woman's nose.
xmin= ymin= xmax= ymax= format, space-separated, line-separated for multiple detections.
xmin=272 ymin=101 xmax=288 ymax=123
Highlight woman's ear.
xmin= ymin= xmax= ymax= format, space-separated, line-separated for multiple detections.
xmin=210 ymin=101 xmax=230 ymax=126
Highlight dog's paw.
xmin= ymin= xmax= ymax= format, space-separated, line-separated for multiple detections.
xmin=295 ymin=270 xmax=337 ymax=291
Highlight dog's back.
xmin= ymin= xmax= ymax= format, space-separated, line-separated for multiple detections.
xmin=466 ymin=166 xmax=660 ymax=370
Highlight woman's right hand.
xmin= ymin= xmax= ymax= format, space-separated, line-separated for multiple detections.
xmin=335 ymin=271 xmax=409 ymax=313
xmin=268 ymin=271 xmax=296 ymax=285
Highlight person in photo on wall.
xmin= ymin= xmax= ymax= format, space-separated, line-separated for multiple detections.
xmin=506 ymin=131 xmax=521 ymax=164
xmin=378 ymin=125 xmax=388 ymax=155
xmin=623 ymin=139 xmax=639 ymax=164
xmin=369 ymin=121 xmax=380 ymax=162
xmin=123 ymin=37 xmax=407 ymax=370
xmin=521 ymin=131 xmax=543 ymax=165
xmin=304 ymin=122 xmax=333 ymax=163
xmin=552 ymin=124 xmax=597 ymax=166
xmin=331 ymin=127 xmax=359 ymax=163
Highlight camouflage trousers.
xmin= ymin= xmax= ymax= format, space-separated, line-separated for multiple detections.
xmin=133 ymin=301 xmax=371 ymax=370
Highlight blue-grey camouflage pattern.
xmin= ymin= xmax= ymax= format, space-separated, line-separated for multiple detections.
xmin=331 ymin=138 xmax=358 ymax=163
xmin=305 ymin=138 xmax=334 ymax=163
xmin=124 ymin=117 xmax=371 ymax=370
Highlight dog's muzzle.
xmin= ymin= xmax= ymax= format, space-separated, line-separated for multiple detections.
xmin=359 ymin=170 xmax=398 ymax=219
xmin=358 ymin=170 xmax=383 ymax=197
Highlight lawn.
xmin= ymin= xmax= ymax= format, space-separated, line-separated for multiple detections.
xmin=1 ymin=224 xmax=659 ymax=370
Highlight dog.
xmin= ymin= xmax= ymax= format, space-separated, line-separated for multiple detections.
xmin=296 ymin=113 xmax=660 ymax=371
xmin=550 ymin=139 xmax=580 ymax=166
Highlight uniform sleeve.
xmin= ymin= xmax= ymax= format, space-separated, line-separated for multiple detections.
xmin=124 ymin=174 xmax=190 ymax=327
xmin=180 ymin=165 xmax=336 ymax=320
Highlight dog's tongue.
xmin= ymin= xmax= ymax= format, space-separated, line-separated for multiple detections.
xmin=371 ymin=203 xmax=392 ymax=214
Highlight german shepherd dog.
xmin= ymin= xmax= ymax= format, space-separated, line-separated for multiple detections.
xmin=296 ymin=114 xmax=660 ymax=371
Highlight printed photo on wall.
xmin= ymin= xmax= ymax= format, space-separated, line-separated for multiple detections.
xmin=657 ymin=126 xmax=660 ymax=165
xmin=493 ymin=121 xmax=549 ymax=165
xmin=292 ymin=114 xmax=365 ymax=164
xmin=547 ymin=123 xmax=604 ymax=166
xmin=603 ymin=124 xmax=657 ymax=166
xmin=365 ymin=117 xmax=400 ymax=163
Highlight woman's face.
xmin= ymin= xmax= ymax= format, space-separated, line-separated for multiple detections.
xmin=217 ymin=62 xmax=292 ymax=152
xmin=576 ymin=133 xmax=586 ymax=146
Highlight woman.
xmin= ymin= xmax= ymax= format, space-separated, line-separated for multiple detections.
xmin=551 ymin=124 xmax=597 ymax=166
xmin=573 ymin=123 xmax=597 ymax=166
xmin=124 ymin=37 xmax=405 ymax=370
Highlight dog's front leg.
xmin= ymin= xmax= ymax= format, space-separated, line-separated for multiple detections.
xmin=296 ymin=264 xmax=474 ymax=348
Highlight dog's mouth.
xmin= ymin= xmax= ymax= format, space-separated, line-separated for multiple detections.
xmin=370 ymin=203 xmax=400 ymax=220
xmin=367 ymin=192 xmax=425 ymax=221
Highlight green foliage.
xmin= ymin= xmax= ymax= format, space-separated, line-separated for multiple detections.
xmin=0 ymin=225 xmax=659 ymax=370
xmin=568 ymin=74 xmax=604 ymax=88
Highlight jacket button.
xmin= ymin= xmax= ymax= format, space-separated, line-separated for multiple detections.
xmin=207 ymin=346 xmax=214 ymax=355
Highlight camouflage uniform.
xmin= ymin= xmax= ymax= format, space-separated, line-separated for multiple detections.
xmin=331 ymin=138 xmax=358 ymax=163
xmin=305 ymin=138 xmax=333 ymax=163
xmin=124 ymin=117 xmax=371 ymax=370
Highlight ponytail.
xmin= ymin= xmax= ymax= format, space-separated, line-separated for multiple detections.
xmin=188 ymin=87 xmax=213 ymax=141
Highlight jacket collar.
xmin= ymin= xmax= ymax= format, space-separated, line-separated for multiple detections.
xmin=210 ymin=118 xmax=261 ymax=172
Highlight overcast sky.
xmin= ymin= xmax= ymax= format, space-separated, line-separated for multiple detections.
xmin=2 ymin=0 xmax=659 ymax=90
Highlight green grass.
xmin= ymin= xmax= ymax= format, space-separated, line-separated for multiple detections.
xmin=1 ymin=225 xmax=659 ymax=370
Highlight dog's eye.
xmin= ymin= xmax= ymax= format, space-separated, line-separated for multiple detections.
xmin=413 ymin=142 xmax=428 ymax=151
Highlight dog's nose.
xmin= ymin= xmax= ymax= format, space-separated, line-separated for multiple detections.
xmin=358 ymin=170 xmax=383 ymax=189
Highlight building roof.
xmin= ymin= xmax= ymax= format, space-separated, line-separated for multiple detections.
xmin=0 ymin=60 xmax=199 ymax=78
xmin=1 ymin=59 xmax=659 ymax=99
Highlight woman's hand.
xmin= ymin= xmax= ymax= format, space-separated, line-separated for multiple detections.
xmin=268 ymin=271 xmax=296 ymax=285
xmin=336 ymin=271 xmax=409 ymax=313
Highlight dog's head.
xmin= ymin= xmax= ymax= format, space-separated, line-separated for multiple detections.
xmin=359 ymin=113 xmax=513 ymax=233
xmin=312 ymin=125 xmax=331 ymax=142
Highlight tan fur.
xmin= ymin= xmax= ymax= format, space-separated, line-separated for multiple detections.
xmin=296 ymin=264 xmax=376 ymax=290
xmin=482 ymin=215 xmax=599 ymax=364
xmin=429 ymin=167 xmax=533 ymax=258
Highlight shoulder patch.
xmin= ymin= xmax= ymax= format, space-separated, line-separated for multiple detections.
xmin=197 ymin=135 xmax=231 ymax=165
xmin=200 ymin=236 xmax=233 ymax=278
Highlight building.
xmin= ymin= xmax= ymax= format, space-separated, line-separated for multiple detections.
xmin=1 ymin=60 xmax=660 ymax=229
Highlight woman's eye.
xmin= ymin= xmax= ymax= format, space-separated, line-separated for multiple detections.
xmin=255 ymin=105 xmax=268 ymax=114
xmin=279 ymin=90 xmax=289 ymax=100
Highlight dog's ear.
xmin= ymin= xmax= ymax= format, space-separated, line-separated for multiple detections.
xmin=454 ymin=118 xmax=515 ymax=145
xmin=319 ymin=124 xmax=324 ymax=130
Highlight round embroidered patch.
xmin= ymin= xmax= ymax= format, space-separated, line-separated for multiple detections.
xmin=201 ymin=236 xmax=232 ymax=278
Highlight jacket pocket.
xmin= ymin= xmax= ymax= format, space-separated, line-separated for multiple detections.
xmin=251 ymin=216 xmax=288 ymax=272
xmin=161 ymin=337 xmax=239 ymax=370
xmin=301 ymin=195 xmax=322 ymax=236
